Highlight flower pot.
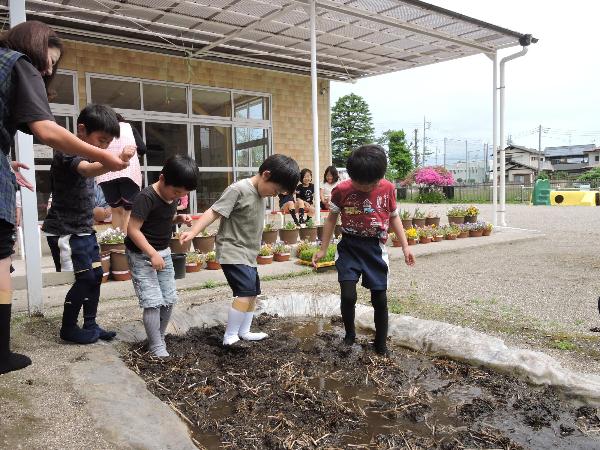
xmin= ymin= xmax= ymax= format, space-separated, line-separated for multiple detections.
xmin=420 ymin=236 xmax=432 ymax=244
xmin=171 ymin=253 xmax=186 ymax=280
xmin=110 ymin=251 xmax=130 ymax=281
xmin=100 ymin=251 xmax=111 ymax=283
xmin=299 ymin=227 xmax=317 ymax=242
xmin=274 ymin=253 xmax=290 ymax=262
xmin=192 ymin=235 xmax=215 ymax=253
xmin=257 ymin=255 xmax=273 ymax=265
xmin=458 ymin=231 xmax=469 ymax=238
xmin=482 ymin=229 xmax=492 ymax=236
xmin=261 ymin=230 xmax=278 ymax=245
xmin=206 ymin=260 xmax=221 ymax=270
xmin=100 ymin=242 xmax=125 ymax=253
xmin=469 ymin=230 xmax=484 ymax=237
xmin=425 ymin=217 xmax=440 ymax=227
xmin=433 ymin=235 xmax=444 ymax=242
xmin=412 ymin=218 xmax=426 ymax=228
xmin=316 ymin=225 xmax=324 ymax=242
xmin=445 ymin=234 xmax=457 ymax=240
xmin=464 ymin=215 xmax=478 ymax=223
xmin=334 ymin=224 xmax=342 ymax=238
xmin=391 ymin=239 xmax=403 ymax=247
xmin=447 ymin=216 xmax=465 ymax=225
xmin=401 ymin=219 xmax=413 ymax=229
xmin=279 ymin=229 xmax=299 ymax=245
xmin=170 ymin=238 xmax=191 ymax=254
xmin=407 ymin=239 xmax=416 ymax=246
xmin=186 ymin=263 xmax=201 ymax=273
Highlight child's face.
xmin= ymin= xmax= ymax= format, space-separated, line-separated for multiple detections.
xmin=326 ymin=172 xmax=334 ymax=183
xmin=157 ymin=176 xmax=190 ymax=202
xmin=351 ymin=179 xmax=380 ymax=193
xmin=256 ymin=171 xmax=286 ymax=198
xmin=302 ymin=172 xmax=312 ymax=185
xmin=76 ymin=125 xmax=114 ymax=149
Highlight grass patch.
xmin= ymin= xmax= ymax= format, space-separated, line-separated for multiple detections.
xmin=182 ymin=280 xmax=227 ymax=291
xmin=552 ymin=339 xmax=576 ymax=351
xmin=262 ymin=269 xmax=313 ymax=282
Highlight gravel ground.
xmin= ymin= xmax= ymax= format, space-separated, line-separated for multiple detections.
xmin=2 ymin=203 xmax=600 ymax=448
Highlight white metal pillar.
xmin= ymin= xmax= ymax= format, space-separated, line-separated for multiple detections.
xmin=499 ymin=46 xmax=528 ymax=227
xmin=310 ymin=0 xmax=321 ymax=225
xmin=10 ymin=0 xmax=44 ymax=315
xmin=490 ymin=52 xmax=498 ymax=226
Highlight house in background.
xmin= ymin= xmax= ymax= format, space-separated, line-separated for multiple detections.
xmin=543 ymin=144 xmax=594 ymax=175
xmin=498 ymin=144 xmax=550 ymax=183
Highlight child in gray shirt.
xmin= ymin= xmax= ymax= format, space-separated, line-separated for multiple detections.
xmin=181 ymin=154 xmax=299 ymax=345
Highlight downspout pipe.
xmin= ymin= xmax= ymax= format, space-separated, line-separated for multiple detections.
xmin=498 ymin=34 xmax=534 ymax=226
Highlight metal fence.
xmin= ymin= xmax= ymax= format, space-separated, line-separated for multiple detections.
xmin=400 ymin=179 xmax=599 ymax=204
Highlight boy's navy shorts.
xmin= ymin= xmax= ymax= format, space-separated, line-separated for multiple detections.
xmin=335 ymin=233 xmax=389 ymax=291
xmin=47 ymin=234 xmax=100 ymax=273
xmin=221 ymin=264 xmax=261 ymax=297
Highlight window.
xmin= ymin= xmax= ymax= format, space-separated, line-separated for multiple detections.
xmin=143 ymin=83 xmax=187 ymax=114
xmin=595 ymin=155 xmax=599 ymax=162
xmin=145 ymin=122 xmax=188 ymax=166
xmin=234 ymin=94 xmax=269 ymax=120
xmin=196 ymin=172 xmax=234 ymax=212
xmin=194 ymin=126 xmax=232 ymax=168
xmin=192 ymin=89 xmax=231 ymax=117
xmin=48 ymin=73 xmax=75 ymax=105
xmin=235 ymin=128 xmax=268 ymax=168
xmin=90 ymin=78 xmax=141 ymax=110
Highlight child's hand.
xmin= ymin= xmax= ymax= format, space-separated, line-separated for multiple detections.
xmin=311 ymin=249 xmax=326 ymax=268
xmin=403 ymin=248 xmax=415 ymax=267
xmin=178 ymin=214 xmax=193 ymax=227
xmin=150 ymin=252 xmax=166 ymax=271
xmin=179 ymin=231 xmax=193 ymax=244
xmin=119 ymin=145 xmax=136 ymax=163
xmin=102 ymin=153 xmax=129 ymax=171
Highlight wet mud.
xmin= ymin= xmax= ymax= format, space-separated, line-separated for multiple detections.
xmin=124 ymin=316 xmax=600 ymax=449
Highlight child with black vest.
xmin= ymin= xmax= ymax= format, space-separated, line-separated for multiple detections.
xmin=43 ymin=104 xmax=135 ymax=345
xmin=313 ymin=145 xmax=415 ymax=356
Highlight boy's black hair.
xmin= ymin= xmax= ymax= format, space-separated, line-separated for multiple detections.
xmin=76 ymin=104 xmax=120 ymax=138
xmin=299 ymin=168 xmax=312 ymax=184
xmin=323 ymin=165 xmax=339 ymax=183
xmin=346 ymin=144 xmax=387 ymax=183
xmin=161 ymin=155 xmax=199 ymax=191
xmin=259 ymin=154 xmax=300 ymax=194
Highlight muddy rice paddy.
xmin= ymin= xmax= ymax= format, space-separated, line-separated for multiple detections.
xmin=124 ymin=315 xmax=600 ymax=449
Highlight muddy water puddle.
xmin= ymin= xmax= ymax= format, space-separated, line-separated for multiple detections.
xmin=125 ymin=316 xmax=600 ymax=449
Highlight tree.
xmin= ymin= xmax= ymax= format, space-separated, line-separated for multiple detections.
xmin=577 ymin=167 xmax=600 ymax=181
xmin=331 ymin=93 xmax=375 ymax=167
xmin=378 ymin=130 xmax=414 ymax=181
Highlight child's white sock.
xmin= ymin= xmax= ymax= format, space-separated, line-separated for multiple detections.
xmin=223 ymin=299 xmax=246 ymax=345
xmin=239 ymin=311 xmax=268 ymax=341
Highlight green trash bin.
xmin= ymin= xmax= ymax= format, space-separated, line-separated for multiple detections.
xmin=532 ymin=179 xmax=551 ymax=205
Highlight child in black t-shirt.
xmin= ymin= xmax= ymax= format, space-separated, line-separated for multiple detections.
xmin=295 ymin=168 xmax=315 ymax=224
xmin=125 ymin=156 xmax=198 ymax=357
xmin=43 ymin=105 xmax=135 ymax=345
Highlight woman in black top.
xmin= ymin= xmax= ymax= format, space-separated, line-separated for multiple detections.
xmin=295 ymin=168 xmax=315 ymax=224
xmin=0 ymin=21 xmax=129 ymax=375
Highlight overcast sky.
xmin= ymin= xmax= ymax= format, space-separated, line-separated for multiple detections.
xmin=330 ymin=0 xmax=600 ymax=165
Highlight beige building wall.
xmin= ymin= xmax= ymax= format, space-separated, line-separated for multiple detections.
xmin=60 ymin=41 xmax=332 ymax=176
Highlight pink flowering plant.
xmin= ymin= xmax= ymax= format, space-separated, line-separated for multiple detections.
xmin=404 ymin=166 xmax=454 ymax=187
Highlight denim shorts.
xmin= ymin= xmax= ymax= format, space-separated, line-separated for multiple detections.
xmin=221 ymin=264 xmax=261 ymax=297
xmin=127 ymin=247 xmax=177 ymax=308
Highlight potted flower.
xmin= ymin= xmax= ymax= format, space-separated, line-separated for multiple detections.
xmin=400 ymin=209 xmax=413 ymax=229
xmin=418 ymin=227 xmax=432 ymax=244
xmin=295 ymin=240 xmax=312 ymax=258
xmin=273 ymin=243 xmax=291 ymax=262
xmin=404 ymin=227 xmax=418 ymax=246
xmin=279 ymin=221 xmax=299 ymax=245
xmin=433 ymin=226 xmax=444 ymax=242
xmin=469 ymin=221 xmax=484 ymax=237
xmin=447 ymin=206 xmax=467 ymax=225
xmin=185 ymin=252 xmax=202 ymax=273
xmin=299 ymin=218 xmax=318 ymax=242
xmin=193 ymin=230 xmax=216 ymax=253
xmin=205 ymin=251 xmax=221 ymax=270
xmin=412 ymin=208 xmax=426 ymax=228
xmin=457 ymin=224 xmax=469 ymax=238
xmin=171 ymin=231 xmax=191 ymax=254
xmin=97 ymin=227 xmax=126 ymax=253
xmin=262 ymin=223 xmax=278 ymax=244
xmin=483 ymin=222 xmax=493 ymax=236
xmin=465 ymin=205 xmax=479 ymax=223
xmin=445 ymin=225 xmax=459 ymax=240
xmin=389 ymin=232 xmax=402 ymax=247
xmin=425 ymin=211 xmax=440 ymax=227
xmin=257 ymin=244 xmax=274 ymax=265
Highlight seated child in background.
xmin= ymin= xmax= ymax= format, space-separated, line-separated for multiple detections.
xmin=43 ymin=104 xmax=135 ymax=344
xmin=181 ymin=155 xmax=300 ymax=346
xmin=126 ymin=155 xmax=198 ymax=357
xmin=295 ymin=168 xmax=315 ymax=224
xmin=320 ymin=165 xmax=339 ymax=210
xmin=313 ymin=144 xmax=415 ymax=356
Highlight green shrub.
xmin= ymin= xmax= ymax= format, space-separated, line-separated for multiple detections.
xmin=417 ymin=190 xmax=446 ymax=204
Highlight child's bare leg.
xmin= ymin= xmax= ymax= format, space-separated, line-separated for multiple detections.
xmin=239 ymin=296 xmax=268 ymax=341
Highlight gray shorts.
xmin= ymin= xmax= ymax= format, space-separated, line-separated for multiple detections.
xmin=127 ymin=247 xmax=177 ymax=309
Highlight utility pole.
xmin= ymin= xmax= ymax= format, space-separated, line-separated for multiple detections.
xmin=465 ymin=140 xmax=469 ymax=184
xmin=413 ymin=128 xmax=419 ymax=167
xmin=538 ymin=124 xmax=542 ymax=173
xmin=423 ymin=117 xmax=427 ymax=166
xmin=435 ymin=146 xmax=438 ymax=165
xmin=484 ymin=143 xmax=488 ymax=181
xmin=443 ymin=137 xmax=447 ymax=169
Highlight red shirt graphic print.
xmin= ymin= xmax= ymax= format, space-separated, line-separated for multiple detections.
xmin=329 ymin=179 xmax=398 ymax=242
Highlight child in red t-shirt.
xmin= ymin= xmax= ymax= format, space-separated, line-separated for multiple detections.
xmin=313 ymin=144 xmax=415 ymax=355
